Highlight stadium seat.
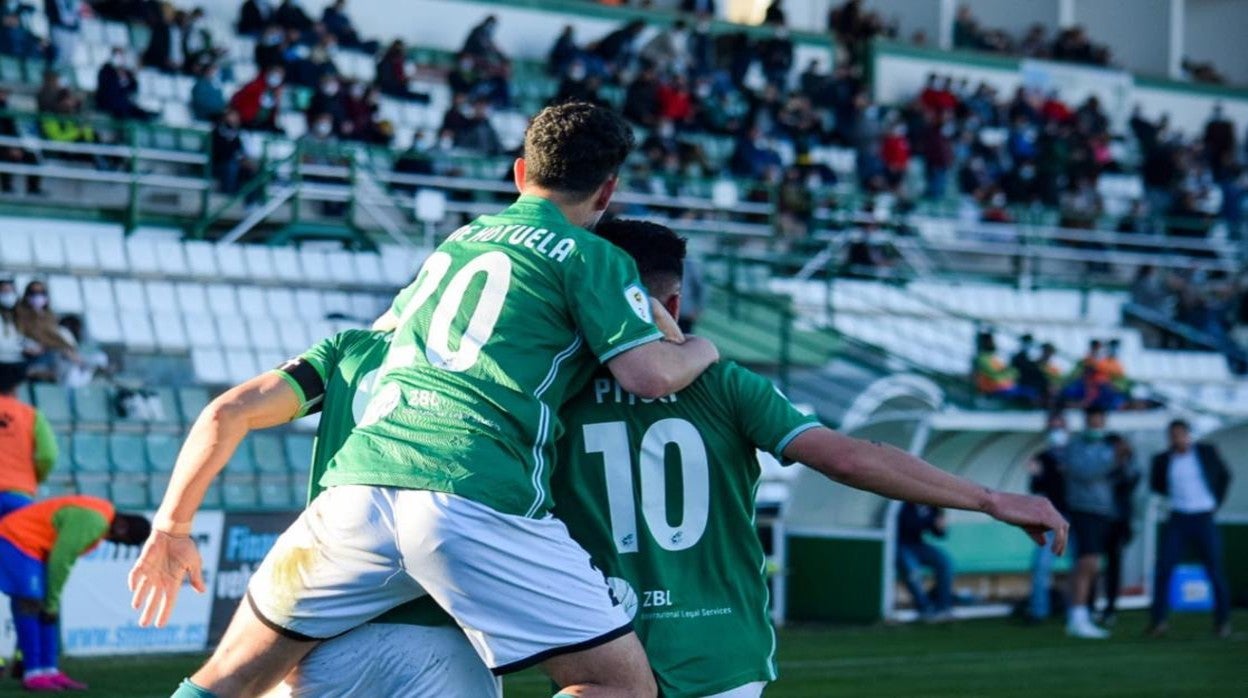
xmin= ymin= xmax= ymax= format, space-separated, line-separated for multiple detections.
xmin=277 ymin=318 xmax=311 ymax=355
xmin=322 ymin=291 xmax=352 ymax=317
xmin=184 ymin=312 xmax=220 ymax=348
xmin=325 ymin=250 xmax=359 ymax=285
xmin=298 ymin=248 xmax=330 ymax=281
xmin=148 ymin=475 xmax=171 ymax=506
xmin=63 ymin=232 xmax=99 ymax=272
xmin=352 ymin=252 xmax=384 ymax=286
xmin=79 ymin=277 xmax=117 ymax=313
xmin=71 ymin=385 xmax=112 ymax=426
xmin=32 ymin=233 xmax=67 ymax=270
xmin=264 ymin=287 xmax=297 ymax=318
xmin=146 ymin=433 xmax=182 ymax=472
xmin=205 ymin=284 xmax=241 ymax=317
xmin=191 ymin=347 xmax=229 ymax=384
xmin=75 ymin=479 xmax=111 ymax=499
xmin=247 ymin=315 xmax=283 ymax=351
xmin=184 ymin=240 xmax=220 ymax=278
xmin=293 ymin=289 xmax=326 ymax=319
xmin=110 ymin=433 xmax=149 ymax=475
xmin=216 ymin=244 xmax=249 ymax=280
xmin=270 ymin=247 xmax=304 ymax=283
xmin=242 ymin=245 xmax=279 ymax=282
xmin=125 ymin=237 xmax=161 ymax=275
xmin=306 ymin=319 xmax=337 ymax=344
xmin=0 ymin=228 xmax=32 ymax=268
xmin=145 ymin=280 xmax=180 ymax=314
xmin=45 ymin=275 xmax=85 ymax=315
xmin=202 ymin=481 xmax=223 ymax=508
xmin=350 ymin=292 xmax=383 ymax=321
xmin=235 ymin=286 xmax=269 ymax=319
xmin=175 ymin=282 xmax=210 ymax=315
xmin=177 ymin=386 xmax=210 ymax=424
xmin=250 ymin=434 xmax=288 ymax=474
xmin=223 ymin=481 xmax=260 ymax=509
xmin=224 ymin=349 xmax=259 ymax=384
xmin=216 ymin=315 xmax=251 ymax=350
xmin=378 ymin=245 xmax=422 ymax=287
xmin=258 ymin=477 xmax=294 ymax=509
xmin=154 ymin=239 xmax=190 ymax=276
xmin=120 ymin=312 xmax=158 ymax=351
xmin=113 ymin=279 xmax=148 ymax=313
xmin=112 ymin=481 xmax=150 ymax=509
xmin=32 ymin=384 xmax=72 ymax=426
xmin=284 ymin=434 xmax=314 ymax=472
xmin=89 ymin=308 xmax=122 ymax=345
xmin=72 ymin=432 xmax=111 ymax=473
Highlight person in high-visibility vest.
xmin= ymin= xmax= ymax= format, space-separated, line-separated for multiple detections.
xmin=0 ymin=496 xmax=150 ymax=692
xmin=0 ymin=366 xmax=60 ymax=517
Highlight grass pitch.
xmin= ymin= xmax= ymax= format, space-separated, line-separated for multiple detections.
xmin=2 ymin=612 xmax=1242 ymax=697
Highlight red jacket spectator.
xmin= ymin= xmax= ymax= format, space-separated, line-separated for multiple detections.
xmin=657 ymin=81 xmax=694 ymax=123
xmin=1042 ymin=96 xmax=1072 ymax=123
xmin=230 ymin=70 xmax=284 ymax=131
xmin=881 ymin=131 xmax=910 ymax=172
xmin=920 ymin=85 xmax=957 ymax=114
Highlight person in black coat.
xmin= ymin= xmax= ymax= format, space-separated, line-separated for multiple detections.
xmin=273 ymin=0 xmax=312 ymax=34
xmin=237 ymin=0 xmax=274 ymax=36
xmin=96 ymin=49 xmax=156 ymax=121
xmin=1147 ymin=419 xmax=1233 ymax=637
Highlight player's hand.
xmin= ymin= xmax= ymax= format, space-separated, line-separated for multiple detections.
xmin=651 ymin=297 xmax=685 ymax=343
xmin=983 ymin=491 xmax=1068 ymax=555
xmin=127 ymin=530 xmax=207 ymax=628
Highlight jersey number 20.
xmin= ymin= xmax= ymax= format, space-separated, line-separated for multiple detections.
xmin=385 ymin=251 xmax=512 ymax=374
xmin=583 ymin=419 xmax=710 ymax=553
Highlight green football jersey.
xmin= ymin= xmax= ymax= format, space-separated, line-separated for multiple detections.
xmin=273 ymin=328 xmax=454 ymax=628
xmin=323 ymin=195 xmax=664 ymax=517
xmin=552 ymin=361 xmax=819 ymax=698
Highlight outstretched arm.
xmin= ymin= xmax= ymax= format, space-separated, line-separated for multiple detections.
xmin=784 ymin=427 xmax=1068 ymax=554
xmin=129 ymin=373 xmax=300 ymax=628
xmin=607 ymin=335 xmax=719 ymax=400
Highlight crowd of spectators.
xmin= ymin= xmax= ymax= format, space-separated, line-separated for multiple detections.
xmin=1128 ymin=264 xmax=1248 ymax=363
xmin=952 ymin=6 xmax=1112 ymax=67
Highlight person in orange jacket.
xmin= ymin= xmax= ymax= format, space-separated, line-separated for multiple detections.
xmin=0 ymin=496 xmax=149 ymax=692
xmin=0 ymin=365 xmax=59 ymax=517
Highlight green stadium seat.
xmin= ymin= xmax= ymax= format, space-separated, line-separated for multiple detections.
xmin=284 ymin=434 xmax=314 ymax=474
xmin=109 ymin=433 xmax=149 ymax=474
xmin=52 ymin=430 xmax=72 ymax=471
xmin=75 ymin=479 xmax=111 ymax=499
xmin=112 ymin=481 xmax=149 ymax=509
xmin=148 ymin=475 xmax=170 ymax=504
xmin=71 ymin=432 xmax=111 ymax=473
xmin=225 ymin=445 xmax=256 ymax=477
xmin=223 ymin=482 xmax=259 ymax=509
xmin=250 ymin=434 xmax=288 ymax=474
xmin=259 ymin=478 xmax=293 ymax=509
xmin=146 ymin=387 xmax=180 ymax=427
xmin=177 ymin=387 xmax=210 ymax=425
xmin=72 ymin=385 xmax=113 ymax=426
xmin=38 ymin=480 xmax=76 ymax=498
xmin=201 ymin=482 xmax=223 ymax=509
xmin=145 ymin=433 xmax=181 ymax=472
xmin=291 ymin=478 xmax=309 ymax=507
xmin=32 ymin=384 xmax=72 ymax=425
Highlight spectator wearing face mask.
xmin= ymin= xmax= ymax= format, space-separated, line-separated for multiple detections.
xmin=549 ymin=61 xmax=606 ymax=108
xmin=211 ymin=108 xmax=259 ymax=196
xmin=96 ymin=48 xmax=157 ymax=121
xmin=640 ymin=20 xmax=691 ymax=75
xmin=273 ymin=0 xmax=312 ymax=36
xmin=14 ymin=281 xmax=75 ymax=382
xmin=230 ymin=65 xmax=285 ymax=132
xmin=190 ymin=61 xmax=228 ymax=122
xmin=253 ymin=24 xmax=286 ymax=70
xmin=308 ymin=74 xmax=346 ymax=132
xmin=0 ymin=278 xmax=35 ymax=373
xmin=376 ymin=40 xmax=428 ymax=103
xmin=445 ymin=98 xmax=500 ymax=156
xmin=43 ymin=0 xmax=81 ymax=67
xmin=1026 ymin=412 xmax=1071 ymax=623
xmin=0 ymin=89 xmax=42 ymax=195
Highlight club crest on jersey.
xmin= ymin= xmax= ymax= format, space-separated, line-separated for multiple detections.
xmin=606 ymin=577 xmax=639 ymax=620
xmin=625 ymin=284 xmax=652 ymax=322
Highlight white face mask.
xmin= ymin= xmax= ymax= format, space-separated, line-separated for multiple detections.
xmin=569 ymin=66 xmax=586 ymax=81
xmin=1047 ymin=429 xmax=1069 ymax=448
xmin=439 ymin=136 xmax=454 ymax=150
xmin=0 ymin=291 xmax=16 ymax=308
xmin=266 ymin=72 xmax=283 ymax=88
xmin=315 ymin=121 xmax=333 ymax=137
xmin=323 ymin=82 xmax=338 ymax=96
xmin=27 ymin=293 xmax=48 ymax=310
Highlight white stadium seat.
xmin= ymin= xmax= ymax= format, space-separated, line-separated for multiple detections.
xmin=224 ymin=349 xmax=260 ymax=385
xmin=80 ymin=278 xmax=116 ymax=312
xmin=277 ymin=319 xmax=310 ymax=355
xmin=0 ymin=230 xmax=33 ymax=269
xmin=270 ymin=247 xmax=304 ymax=283
xmin=242 ymin=245 xmax=279 ymax=282
xmin=215 ymin=315 xmax=251 ymax=351
xmin=293 ymin=289 xmax=326 ymax=320
xmin=184 ymin=312 xmax=220 ymax=349
xmin=247 ymin=316 xmax=283 ymax=351
xmin=120 ymin=312 xmax=157 ymax=351
xmin=298 ymin=249 xmax=330 ymax=282
xmin=45 ymin=275 xmax=85 ymax=315
xmin=125 ymin=237 xmax=161 ymax=275
xmin=89 ymin=310 xmax=123 ymax=345
xmin=175 ymin=282 xmax=209 ymax=315
xmin=184 ymin=241 xmax=220 ymax=278
xmin=352 ymin=252 xmax=384 ymax=286
xmin=205 ymin=284 xmax=240 ymax=317
xmin=264 ymin=287 xmax=297 ymax=319
xmin=154 ymin=240 xmax=189 ymax=276
xmin=32 ymin=234 xmax=66 ymax=270
xmin=152 ymin=312 xmax=189 ymax=352
xmin=216 ymin=244 xmax=249 ymax=280
xmin=321 ymin=291 xmax=352 ymax=317
xmin=112 ymin=279 xmax=148 ymax=313
xmin=351 ymin=293 xmax=383 ymax=320
xmin=236 ymin=286 xmax=270 ymax=318
xmin=63 ymin=232 xmax=99 ymax=272
xmin=324 ymin=251 xmax=359 ymax=285
xmin=144 ymin=281 xmax=179 ymax=314
xmin=192 ymin=348 xmax=229 ymax=384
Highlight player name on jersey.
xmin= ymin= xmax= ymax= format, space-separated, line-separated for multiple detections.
xmin=592 ymin=377 xmax=679 ymax=406
xmin=446 ymin=223 xmax=577 ymax=262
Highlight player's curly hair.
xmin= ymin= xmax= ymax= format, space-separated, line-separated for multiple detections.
xmin=522 ymin=102 xmax=635 ymax=200
xmin=594 ymin=219 xmax=687 ymax=289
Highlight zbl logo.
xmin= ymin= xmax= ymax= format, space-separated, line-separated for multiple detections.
xmin=607 ymin=577 xmax=674 ymax=621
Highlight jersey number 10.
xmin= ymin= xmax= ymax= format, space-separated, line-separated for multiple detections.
xmin=582 ymin=419 xmax=710 ymax=553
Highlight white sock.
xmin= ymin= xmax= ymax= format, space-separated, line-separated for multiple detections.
xmin=1069 ymin=606 xmax=1089 ymax=625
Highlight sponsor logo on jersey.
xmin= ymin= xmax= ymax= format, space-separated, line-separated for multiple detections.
xmin=625 ymin=284 xmax=652 ymax=322
xmin=606 ymin=576 xmax=639 ymax=620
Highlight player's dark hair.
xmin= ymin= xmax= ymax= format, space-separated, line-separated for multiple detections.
xmin=109 ymin=513 xmax=152 ymax=546
xmin=522 ymin=102 xmax=634 ymax=199
xmin=594 ymin=219 xmax=687 ymax=288
xmin=1168 ymin=418 xmax=1190 ymax=432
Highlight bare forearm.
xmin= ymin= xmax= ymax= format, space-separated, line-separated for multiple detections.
xmin=608 ymin=336 xmax=719 ymax=399
xmin=154 ymin=405 xmax=248 ymax=532
xmin=786 ymin=429 xmax=995 ymax=514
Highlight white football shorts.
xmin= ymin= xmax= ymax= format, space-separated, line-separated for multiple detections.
xmin=247 ymin=485 xmax=633 ymax=673
xmin=706 ymin=681 xmax=768 ymax=698
xmin=261 ymin=622 xmax=501 ymax=698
